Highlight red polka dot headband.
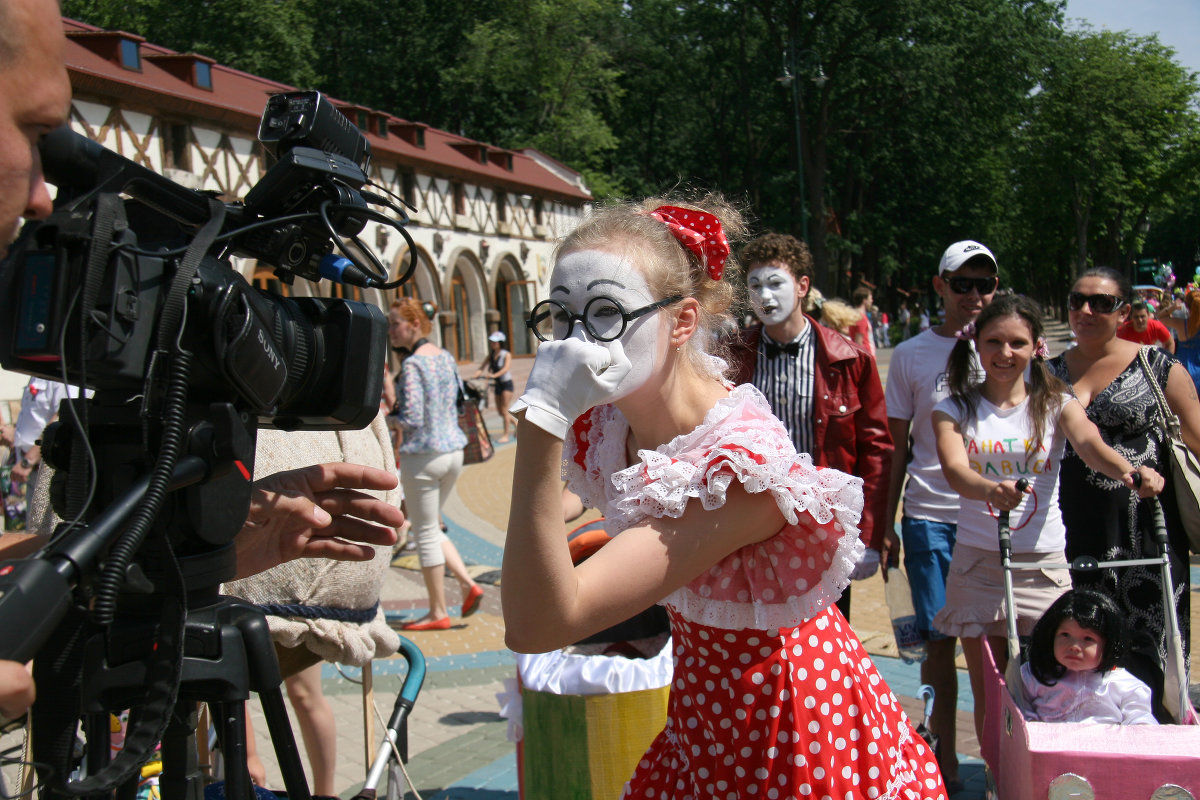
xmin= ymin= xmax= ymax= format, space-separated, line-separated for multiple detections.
xmin=648 ymin=205 xmax=731 ymax=281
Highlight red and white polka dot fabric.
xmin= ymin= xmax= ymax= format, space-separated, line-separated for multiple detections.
xmin=623 ymin=606 xmax=945 ymax=800
xmin=564 ymin=386 xmax=946 ymax=800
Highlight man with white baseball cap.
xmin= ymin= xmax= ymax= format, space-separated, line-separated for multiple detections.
xmin=937 ymin=239 xmax=997 ymax=276
xmin=883 ymin=239 xmax=998 ymax=790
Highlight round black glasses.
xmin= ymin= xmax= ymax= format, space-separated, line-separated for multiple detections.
xmin=527 ymin=295 xmax=683 ymax=342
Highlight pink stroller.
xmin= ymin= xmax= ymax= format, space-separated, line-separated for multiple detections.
xmin=981 ymin=485 xmax=1200 ymax=799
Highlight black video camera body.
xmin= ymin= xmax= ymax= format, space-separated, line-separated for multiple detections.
xmin=0 ymin=90 xmax=389 ymax=431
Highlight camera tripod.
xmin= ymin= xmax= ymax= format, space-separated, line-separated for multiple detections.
xmin=19 ymin=399 xmax=315 ymax=800
xmin=70 ymin=575 xmax=313 ymax=800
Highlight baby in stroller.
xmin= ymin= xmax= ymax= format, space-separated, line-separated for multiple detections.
xmin=1020 ymin=588 xmax=1157 ymax=725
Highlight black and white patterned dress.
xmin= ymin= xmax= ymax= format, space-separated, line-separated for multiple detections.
xmin=1047 ymin=346 xmax=1191 ymax=688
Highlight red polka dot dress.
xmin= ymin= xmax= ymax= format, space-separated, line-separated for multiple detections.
xmin=565 ymin=385 xmax=946 ymax=800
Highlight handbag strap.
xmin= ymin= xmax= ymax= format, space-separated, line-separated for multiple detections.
xmin=1136 ymin=346 xmax=1183 ymax=441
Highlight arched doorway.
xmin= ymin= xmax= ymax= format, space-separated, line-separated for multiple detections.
xmin=251 ymin=264 xmax=292 ymax=297
xmin=447 ymin=252 xmax=487 ymax=362
xmin=385 ymin=246 xmax=440 ymax=334
xmin=494 ymin=256 xmax=533 ymax=356
xmin=450 ymin=273 xmax=470 ymax=358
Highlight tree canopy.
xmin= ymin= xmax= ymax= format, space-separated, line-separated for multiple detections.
xmin=61 ymin=0 xmax=1200 ymax=306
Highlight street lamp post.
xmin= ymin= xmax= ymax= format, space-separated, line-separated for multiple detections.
xmin=777 ymin=42 xmax=825 ymax=244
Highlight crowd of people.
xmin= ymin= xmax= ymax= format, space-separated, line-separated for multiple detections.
xmin=496 ymin=213 xmax=1194 ymax=798
xmin=1 ymin=1 xmax=1196 ymax=797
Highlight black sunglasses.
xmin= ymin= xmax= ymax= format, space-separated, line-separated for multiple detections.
xmin=946 ymin=276 xmax=998 ymax=295
xmin=1067 ymin=292 xmax=1126 ymax=314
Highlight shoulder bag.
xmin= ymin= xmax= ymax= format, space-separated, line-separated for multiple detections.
xmin=456 ymin=378 xmax=494 ymax=466
xmin=1137 ymin=346 xmax=1200 ymax=552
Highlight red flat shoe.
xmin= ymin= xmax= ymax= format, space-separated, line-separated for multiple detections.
xmin=401 ymin=616 xmax=451 ymax=631
xmin=461 ymin=584 xmax=484 ymax=618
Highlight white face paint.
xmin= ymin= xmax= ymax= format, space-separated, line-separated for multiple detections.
xmin=550 ymin=249 xmax=667 ymax=401
xmin=746 ymin=265 xmax=798 ymax=326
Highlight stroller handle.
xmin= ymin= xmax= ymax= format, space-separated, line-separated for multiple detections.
xmin=996 ymin=478 xmax=1030 ymax=559
xmin=353 ymin=635 xmax=428 ymax=799
xmin=998 ymin=478 xmax=1029 ymax=662
xmin=395 ymin=635 xmax=427 ymax=705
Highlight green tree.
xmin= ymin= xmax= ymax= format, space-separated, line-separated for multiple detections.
xmin=442 ymin=0 xmax=625 ymax=196
xmin=602 ymin=0 xmax=1062 ymax=295
xmin=62 ymin=0 xmax=322 ymax=88
xmin=791 ymin=0 xmax=1063 ymax=295
xmin=1017 ymin=27 xmax=1199 ymax=289
xmin=307 ymin=0 xmax=505 ymax=123
xmin=1146 ymin=142 xmax=1200 ymax=281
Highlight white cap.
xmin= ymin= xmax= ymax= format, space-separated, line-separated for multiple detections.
xmin=488 ymin=331 xmax=506 ymax=342
xmin=938 ymin=240 xmax=997 ymax=275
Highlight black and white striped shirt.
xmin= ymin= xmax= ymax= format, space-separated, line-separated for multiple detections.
xmin=752 ymin=323 xmax=816 ymax=456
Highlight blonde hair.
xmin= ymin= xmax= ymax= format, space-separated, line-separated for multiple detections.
xmin=556 ymin=192 xmax=748 ymax=377
xmin=390 ymin=297 xmax=433 ymax=337
xmin=803 ymin=285 xmax=825 ymax=315
xmin=820 ymin=298 xmax=861 ymax=335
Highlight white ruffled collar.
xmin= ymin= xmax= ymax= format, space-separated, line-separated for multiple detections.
xmin=578 ymin=384 xmax=791 ymax=528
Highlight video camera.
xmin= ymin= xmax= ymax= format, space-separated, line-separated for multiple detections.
xmin=0 ymin=93 xmax=416 ymax=800
xmin=1 ymin=90 xmax=413 ymax=430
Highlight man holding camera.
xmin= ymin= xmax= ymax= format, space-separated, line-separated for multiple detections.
xmin=0 ymin=0 xmax=404 ymax=724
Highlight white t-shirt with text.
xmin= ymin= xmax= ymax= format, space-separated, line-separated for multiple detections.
xmin=932 ymin=392 xmax=1072 ymax=553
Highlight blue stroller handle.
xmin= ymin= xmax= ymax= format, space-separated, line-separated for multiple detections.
xmin=394 ymin=636 xmax=427 ymax=705
xmin=917 ymin=684 xmax=935 ymax=721
xmin=352 ymin=635 xmax=427 ymax=800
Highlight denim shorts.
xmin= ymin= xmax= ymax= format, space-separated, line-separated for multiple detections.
xmin=901 ymin=516 xmax=956 ymax=641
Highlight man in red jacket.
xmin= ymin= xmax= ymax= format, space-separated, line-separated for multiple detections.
xmin=726 ymin=233 xmax=893 ymax=618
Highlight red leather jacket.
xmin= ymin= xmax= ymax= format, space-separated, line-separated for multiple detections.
xmin=726 ymin=320 xmax=893 ymax=550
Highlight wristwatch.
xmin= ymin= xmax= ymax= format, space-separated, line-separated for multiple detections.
xmin=19 ymin=457 xmax=30 ymax=469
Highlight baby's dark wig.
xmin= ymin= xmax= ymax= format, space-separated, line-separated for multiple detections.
xmin=1028 ymin=589 xmax=1127 ymax=685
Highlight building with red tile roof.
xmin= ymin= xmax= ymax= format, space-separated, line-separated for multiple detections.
xmin=56 ymin=15 xmax=591 ymax=368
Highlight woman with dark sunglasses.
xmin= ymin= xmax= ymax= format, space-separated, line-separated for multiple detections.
xmin=1047 ymin=266 xmax=1200 ymax=720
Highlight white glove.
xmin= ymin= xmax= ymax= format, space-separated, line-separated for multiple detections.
xmin=849 ymin=547 xmax=881 ymax=581
xmin=510 ymin=337 xmax=632 ymax=439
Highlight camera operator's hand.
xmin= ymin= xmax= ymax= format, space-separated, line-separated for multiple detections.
xmin=233 ymin=463 xmax=404 ymax=579
xmin=0 ymin=660 xmax=34 ymax=724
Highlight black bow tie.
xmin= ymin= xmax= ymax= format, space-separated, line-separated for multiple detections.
xmin=763 ymin=337 xmax=801 ymax=358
